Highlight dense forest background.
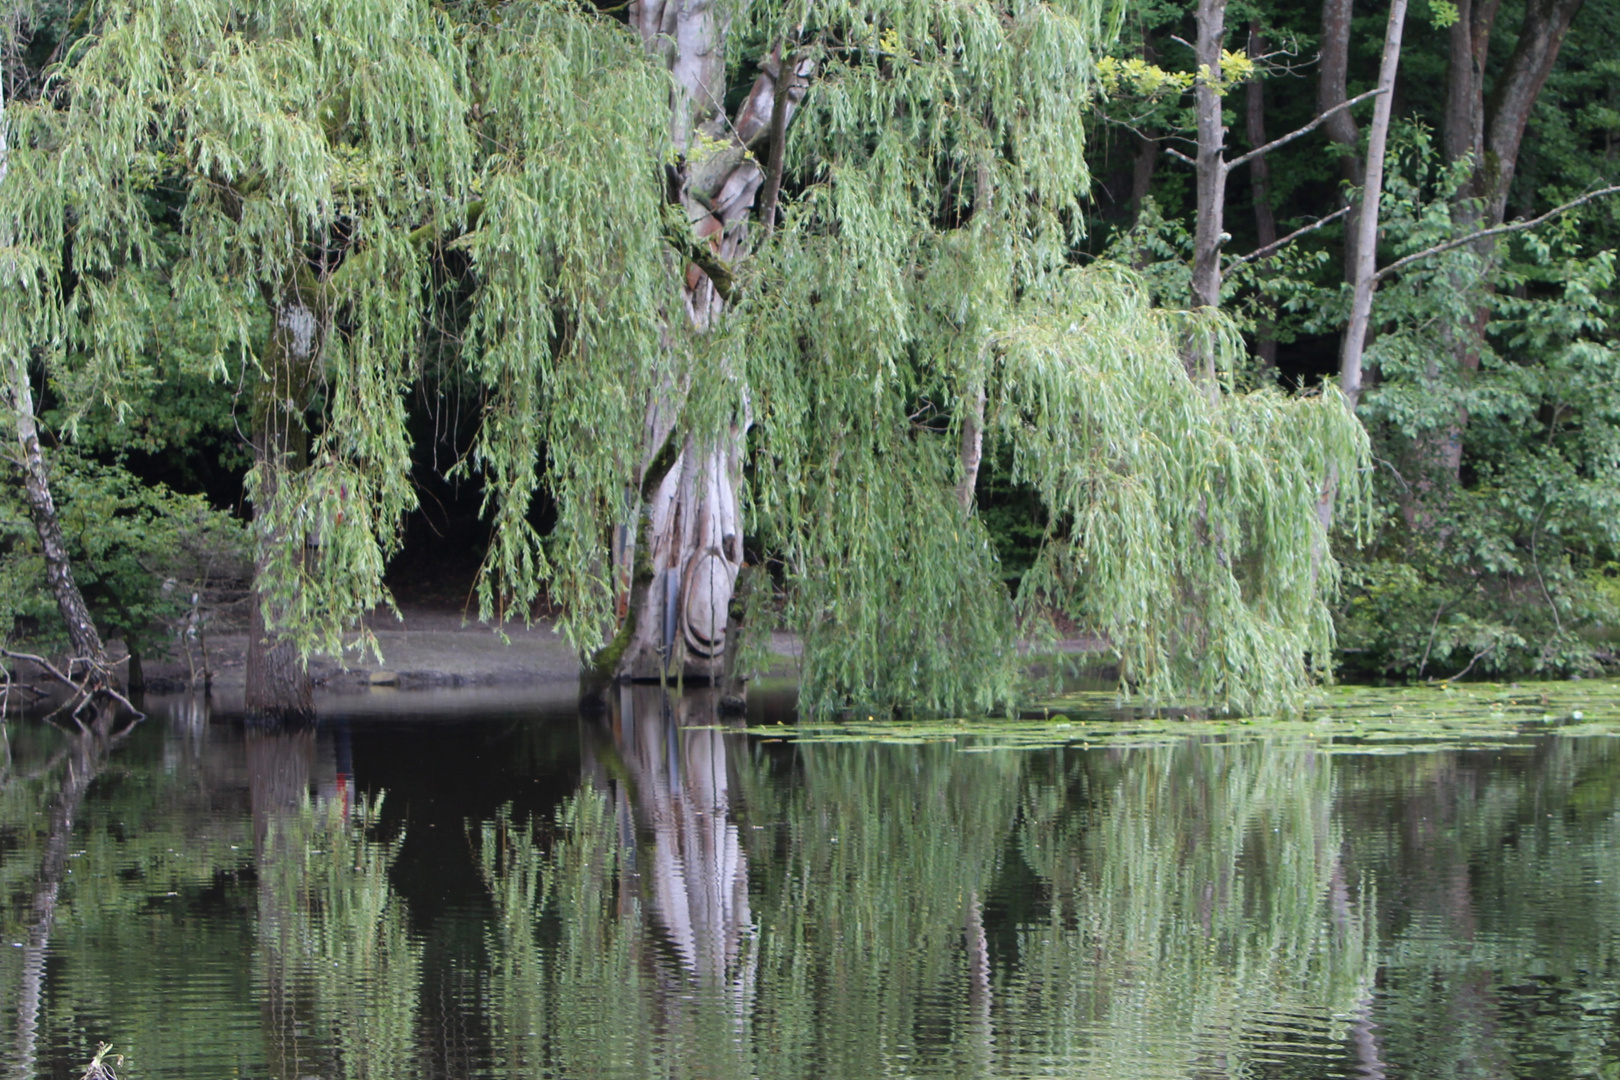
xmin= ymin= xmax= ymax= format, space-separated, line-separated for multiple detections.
xmin=2 ymin=0 xmax=1618 ymax=715
xmin=1073 ymin=0 xmax=1620 ymax=683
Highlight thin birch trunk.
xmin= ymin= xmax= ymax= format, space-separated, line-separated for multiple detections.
xmin=1 ymin=64 xmax=109 ymax=679
xmin=1189 ymin=0 xmax=1229 ymax=320
xmin=5 ymin=365 xmax=108 ymax=671
xmin=1340 ymin=0 xmax=1409 ymax=416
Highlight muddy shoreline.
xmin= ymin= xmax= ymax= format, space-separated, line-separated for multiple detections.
xmin=126 ymin=606 xmax=811 ymax=699
xmin=5 ymin=601 xmax=1104 ymax=717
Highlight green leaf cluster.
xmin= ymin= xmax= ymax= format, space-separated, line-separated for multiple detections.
xmin=0 ymin=449 xmax=247 ymax=661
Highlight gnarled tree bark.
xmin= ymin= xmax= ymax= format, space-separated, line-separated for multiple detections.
xmin=601 ymin=4 xmax=812 ymax=685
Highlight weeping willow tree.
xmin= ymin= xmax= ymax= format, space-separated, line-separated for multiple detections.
xmin=453 ymin=0 xmax=1373 ymax=715
xmin=18 ymin=0 xmax=1371 ymax=717
xmin=707 ymin=1 xmax=1370 ymax=713
xmin=5 ymin=0 xmax=477 ymax=718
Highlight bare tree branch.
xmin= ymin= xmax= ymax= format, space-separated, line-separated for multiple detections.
xmin=1225 ymin=86 xmax=1386 ymax=171
xmin=1373 ymin=184 xmax=1620 ymax=282
xmin=0 ymin=648 xmax=145 ymax=722
xmin=1163 ymin=145 xmax=1196 ymax=167
xmin=1228 ymin=205 xmax=1353 ymax=266
xmin=758 ymin=45 xmax=796 ymax=238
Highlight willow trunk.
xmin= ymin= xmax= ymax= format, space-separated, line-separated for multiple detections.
xmin=244 ymin=299 xmax=319 ymax=721
xmin=603 ymin=3 xmax=809 ymax=686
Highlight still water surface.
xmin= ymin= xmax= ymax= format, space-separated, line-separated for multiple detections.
xmin=4 ymin=684 xmax=1620 ymax=1080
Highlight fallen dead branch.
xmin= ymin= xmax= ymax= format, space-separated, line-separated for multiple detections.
xmin=0 ymin=647 xmax=146 ymax=725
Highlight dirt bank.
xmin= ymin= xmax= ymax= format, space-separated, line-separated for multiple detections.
xmin=134 ymin=605 xmax=806 ymax=699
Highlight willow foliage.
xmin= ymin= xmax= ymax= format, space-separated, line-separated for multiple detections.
xmin=723 ymin=0 xmax=1369 ymax=713
xmin=10 ymin=0 xmax=1372 ymax=714
xmin=5 ymin=0 xmax=478 ymax=662
xmin=459 ymin=2 xmax=673 ymax=647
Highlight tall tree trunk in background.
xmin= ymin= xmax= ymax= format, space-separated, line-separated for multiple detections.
xmin=1187 ymin=0 xmax=1231 ymax=387
xmin=1130 ymin=129 xmax=1160 ymax=231
xmin=1189 ymin=2 xmax=1390 ymax=389
xmin=603 ymin=3 xmax=811 ymax=685
xmin=1 ymin=69 xmax=110 ymax=681
xmin=1321 ymin=0 xmax=1408 ymax=534
xmin=1245 ymin=21 xmax=1280 ymax=372
xmin=244 ymin=295 xmax=320 ymax=721
xmin=1442 ymin=0 xmax=1501 ymax=219
xmin=1320 ymin=0 xmax=1366 ymax=282
xmin=1427 ymin=0 xmax=1506 ymax=492
xmin=1340 ymin=0 xmax=1410 ymax=416
xmin=1474 ymin=0 xmax=1585 ymax=225
xmin=1125 ymin=36 xmax=1164 ymax=236
xmin=1409 ymin=0 xmax=1587 ymax=502
xmin=1189 ymin=0 xmax=1230 ymax=319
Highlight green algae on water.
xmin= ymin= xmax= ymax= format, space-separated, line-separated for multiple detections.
xmin=745 ymin=678 xmax=1620 ymax=753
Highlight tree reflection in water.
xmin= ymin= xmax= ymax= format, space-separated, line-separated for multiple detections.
xmin=598 ymin=684 xmax=754 ymax=1001
xmin=5 ymin=692 xmax=1618 ymax=1080
xmin=476 ymin=693 xmax=1382 ymax=1080
xmin=249 ymin=718 xmax=420 ymax=1080
xmin=3 ymin=711 xmax=131 ymax=1080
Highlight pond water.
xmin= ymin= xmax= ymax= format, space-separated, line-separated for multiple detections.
xmin=4 ymin=681 xmax=1620 ymax=1080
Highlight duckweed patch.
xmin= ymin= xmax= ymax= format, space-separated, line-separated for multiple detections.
xmin=744 ymin=679 xmax=1620 ymax=753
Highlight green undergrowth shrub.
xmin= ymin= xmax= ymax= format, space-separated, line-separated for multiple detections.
xmin=1326 ymin=131 xmax=1620 ymax=680
xmin=1 ymin=449 xmax=248 ymax=667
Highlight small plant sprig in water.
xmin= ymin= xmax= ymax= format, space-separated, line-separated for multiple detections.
xmin=80 ymin=1043 xmax=123 ymax=1080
